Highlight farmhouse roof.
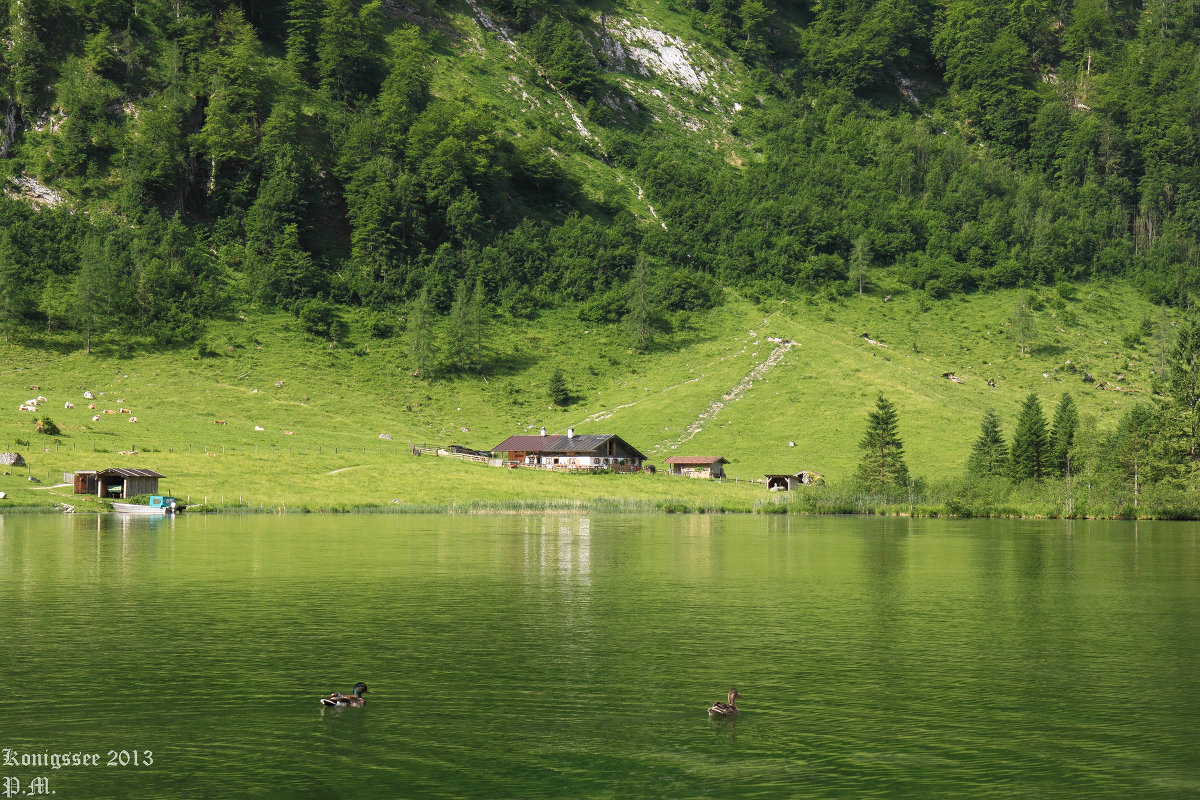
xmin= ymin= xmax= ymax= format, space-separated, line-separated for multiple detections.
xmin=96 ymin=468 xmax=165 ymax=478
xmin=493 ymin=434 xmax=647 ymax=460
xmin=662 ymin=456 xmax=729 ymax=465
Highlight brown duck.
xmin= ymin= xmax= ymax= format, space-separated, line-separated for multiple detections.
xmin=320 ymin=682 xmax=369 ymax=708
xmin=708 ymin=688 xmax=741 ymax=716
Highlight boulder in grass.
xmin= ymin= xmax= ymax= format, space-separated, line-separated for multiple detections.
xmin=0 ymin=452 xmax=25 ymax=467
xmin=379 ymin=433 xmax=392 ymax=440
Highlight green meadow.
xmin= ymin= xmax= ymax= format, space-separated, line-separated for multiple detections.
xmin=0 ymin=281 xmax=1164 ymax=513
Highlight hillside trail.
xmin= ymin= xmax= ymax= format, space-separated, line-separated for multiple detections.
xmin=659 ymin=338 xmax=795 ymax=451
xmin=575 ymin=312 xmax=797 ymax=449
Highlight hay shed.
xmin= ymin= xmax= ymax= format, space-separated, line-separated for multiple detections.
xmin=95 ymin=468 xmax=165 ymax=499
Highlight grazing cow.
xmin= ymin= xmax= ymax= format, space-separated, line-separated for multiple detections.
xmin=215 ymin=420 xmax=227 ymax=425
xmin=120 ymin=408 xmax=131 ymax=414
xmin=92 ymin=415 xmax=102 ymax=422
xmin=103 ymin=409 xmax=116 ymax=414
xmin=64 ymin=402 xmax=74 ymax=409
xmin=129 ymin=417 xmax=138 ymax=423
xmin=283 ymin=430 xmax=294 ymax=436
xmin=36 ymin=396 xmax=46 ymax=403
xmin=83 ymin=391 xmax=94 ymax=399
xmin=88 ymin=403 xmax=96 ymax=409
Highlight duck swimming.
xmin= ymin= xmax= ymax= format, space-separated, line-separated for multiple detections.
xmin=708 ymin=688 xmax=741 ymax=716
xmin=320 ymin=682 xmax=369 ymax=707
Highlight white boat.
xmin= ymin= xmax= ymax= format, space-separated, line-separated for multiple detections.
xmin=112 ymin=496 xmax=182 ymax=515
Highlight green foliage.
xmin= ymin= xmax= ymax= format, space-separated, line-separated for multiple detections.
xmin=521 ymin=18 xmax=600 ymax=98
xmin=34 ymin=416 xmax=60 ymax=435
xmin=1009 ymin=392 xmax=1048 ymax=481
xmin=857 ymin=393 xmax=909 ymax=491
xmin=967 ymin=409 xmax=1009 ymax=479
xmin=298 ymin=299 xmax=347 ymax=341
xmin=547 ymin=366 xmax=570 ymax=406
xmin=1048 ymin=393 xmax=1079 ymax=476
xmin=409 ymin=287 xmax=436 ymax=378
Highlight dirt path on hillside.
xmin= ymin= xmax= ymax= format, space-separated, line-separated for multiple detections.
xmin=660 ymin=338 xmax=796 ymax=451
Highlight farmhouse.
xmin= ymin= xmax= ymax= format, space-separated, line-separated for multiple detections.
xmin=493 ymin=429 xmax=647 ymax=471
xmin=76 ymin=468 xmax=165 ymax=498
xmin=663 ymin=456 xmax=728 ymax=479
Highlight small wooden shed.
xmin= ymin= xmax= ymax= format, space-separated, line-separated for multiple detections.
xmin=73 ymin=470 xmax=98 ymax=495
xmin=94 ymin=468 xmax=165 ymax=499
xmin=765 ymin=471 xmax=824 ymax=491
xmin=663 ymin=456 xmax=728 ymax=478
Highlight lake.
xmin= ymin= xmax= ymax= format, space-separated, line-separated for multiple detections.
xmin=1 ymin=514 xmax=1198 ymax=799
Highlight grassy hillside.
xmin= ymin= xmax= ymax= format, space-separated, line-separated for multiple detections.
xmin=0 ymin=281 xmax=1165 ymax=511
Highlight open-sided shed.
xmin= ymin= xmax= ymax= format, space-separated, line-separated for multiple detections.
xmin=94 ymin=468 xmax=165 ymax=499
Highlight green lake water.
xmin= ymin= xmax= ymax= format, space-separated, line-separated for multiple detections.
xmin=1 ymin=514 xmax=1198 ymax=799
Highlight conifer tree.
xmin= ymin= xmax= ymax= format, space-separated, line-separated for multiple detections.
xmin=626 ymin=253 xmax=654 ymax=353
xmin=1048 ymin=393 xmax=1079 ymax=476
xmin=73 ymin=234 xmax=116 ymax=355
xmin=548 ymin=367 xmax=570 ymax=406
xmin=446 ymin=280 xmax=474 ymax=373
xmin=1166 ymin=315 xmax=1200 ymax=461
xmin=467 ymin=276 xmax=489 ymax=371
xmin=1009 ymin=392 xmax=1049 ymax=481
xmin=409 ymin=287 xmax=436 ymax=378
xmin=966 ymin=408 xmax=1008 ymax=478
xmin=857 ymin=393 xmax=909 ymax=491
xmin=0 ymin=230 xmax=25 ymax=342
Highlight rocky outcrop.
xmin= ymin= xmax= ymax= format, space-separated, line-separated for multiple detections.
xmin=0 ymin=452 xmax=27 ymax=467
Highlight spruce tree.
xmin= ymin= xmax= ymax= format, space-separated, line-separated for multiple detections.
xmin=446 ymin=280 xmax=477 ymax=373
xmin=0 ymin=230 xmax=25 ymax=342
xmin=857 ymin=393 xmax=909 ymax=492
xmin=1009 ymin=392 xmax=1049 ymax=481
xmin=967 ymin=408 xmax=1009 ymax=478
xmin=626 ymin=253 xmax=654 ymax=353
xmin=1048 ymin=393 xmax=1079 ymax=476
xmin=548 ymin=367 xmax=570 ymax=406
xmin=1166 ymin=315 xmax=1200 ymax=461
xmin=409 ymin=287 xmax=436 ymax=378
xmin=467 ymin=277 xmax=489 ymax=371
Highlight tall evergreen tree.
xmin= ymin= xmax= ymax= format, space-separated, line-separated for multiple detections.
xmin=318 ymin=0 xmax=386 ymax=104
xmin=1166 ymin=315 xmax=1200 ymax=461
xmin=73 ymin=234 xmax=116 ymax=355
xmin=409 ymin=287 xmax=436 ymax=378
xmin=467 ymin=276 xmax=489 ymax=371
xmin=1009 ymin=392 xmax=1049 ymax=481
xmin=548 ymin=367 xmax=570 ymax=406
xmin=285 ymin=0 xmax=323 ymax=84
xmin=0 ymin=230 xmax=26 ymax=342
xmin=966 ymin=408 xmax=1009 ymax=478
xmin=626 ymin=253 xmax=654 ymax=353
xmin=445 ymin=280 xmax=474 ymax=373
xmin=1048 ymin=393 xmax=1079 ymax=477
xmin=857 ymin=393 xmax=909 ymax=491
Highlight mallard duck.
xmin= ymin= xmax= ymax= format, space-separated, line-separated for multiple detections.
xmin=320 ymin=682 xmax=369 ymax=707
xmin=708 ymin=688 xmax=741 ymax=716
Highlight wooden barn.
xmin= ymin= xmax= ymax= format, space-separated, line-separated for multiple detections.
xmin=493 ymin=429 xmax=647 ymax=471
xmin=92 ymin=468 xmax=165 ymax=499
xmin=663 ymin=456 xmax=728 ymax=479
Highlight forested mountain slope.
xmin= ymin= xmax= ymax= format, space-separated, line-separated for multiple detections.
xmin=0 ymin=0 xmax=1195 ymax=342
